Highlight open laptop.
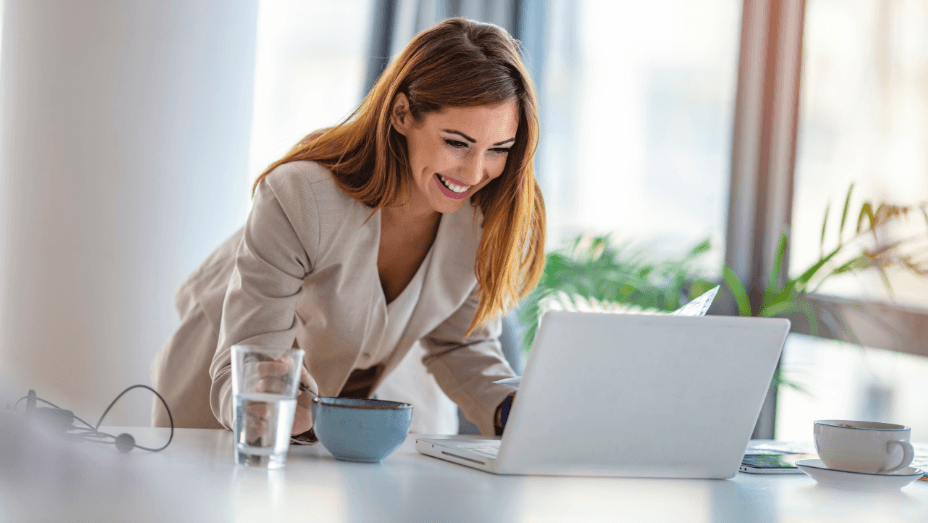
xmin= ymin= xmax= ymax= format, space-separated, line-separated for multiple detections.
xmin=416 ymin=311 xmax=790 ymax=478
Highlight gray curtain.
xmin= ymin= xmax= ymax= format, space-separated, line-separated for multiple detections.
xmin=363 ymin=0 xmax=525 ymax=95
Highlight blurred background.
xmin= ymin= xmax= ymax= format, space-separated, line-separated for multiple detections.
xmin=1 ymin=0 xmax=926 ymax=441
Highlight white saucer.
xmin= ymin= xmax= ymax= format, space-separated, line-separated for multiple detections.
xmin=796 ymin=458 xmax=924 ymax=491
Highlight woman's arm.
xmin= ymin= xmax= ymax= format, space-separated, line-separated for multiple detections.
xmin=420 ymin=285 xmax=519 ymax=436
xmin=208 ymin=167 xmax=321 ymax=430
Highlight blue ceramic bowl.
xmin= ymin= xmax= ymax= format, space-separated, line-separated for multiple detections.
xmin=311 ymin=397 xmax=412 ymax=463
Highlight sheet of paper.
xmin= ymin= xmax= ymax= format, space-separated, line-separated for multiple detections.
xmin=494 ymin=286 xmax=722 ymax=389
xmin=669 ymin=285 xmax=719 ymax=317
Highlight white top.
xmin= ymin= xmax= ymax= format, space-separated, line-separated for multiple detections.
xmin=7 ymin=427 xmax=927 ymax=522
xmin=358 ymin=247 xmax=434 ymax=369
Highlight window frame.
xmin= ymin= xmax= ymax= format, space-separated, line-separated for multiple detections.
xmin=726 ymin=0 xmax=928 ymax=437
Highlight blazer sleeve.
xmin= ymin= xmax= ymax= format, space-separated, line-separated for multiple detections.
xmin=420 ymin=285 xmax=519 ymax=436
xmin=208 ymin=171 xmax=320 ymax=429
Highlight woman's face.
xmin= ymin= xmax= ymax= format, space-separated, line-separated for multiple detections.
xmin=391 ymin=94 xmax=520 ymax=215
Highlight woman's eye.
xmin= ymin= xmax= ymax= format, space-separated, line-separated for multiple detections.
xmin=444 ymin=139 xmax=468 ymax=148
xmin=490 ymin=148 xmax=511 ymax=155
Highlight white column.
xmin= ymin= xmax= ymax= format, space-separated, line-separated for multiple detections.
xmin=0 ymin=1 xmax=258 ymax=424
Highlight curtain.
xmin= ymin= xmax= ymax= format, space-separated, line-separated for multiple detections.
xmin=363 ymin=0 xmax=524 ymax=95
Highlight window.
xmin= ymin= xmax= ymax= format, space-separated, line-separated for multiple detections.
xmin=778 ymin=0 xmax=928 ymax=439
xmin=778 ymin=334 xmax=928 ymax=440
xmin=538 ymin=0 xmax=742 ymax=274
xmin=247 ymin=0 xmax=373 ymax=191
xmin=791 ymin=0 xmax=928 ymax=309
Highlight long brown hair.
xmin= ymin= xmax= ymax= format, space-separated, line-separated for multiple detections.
xmin=253 ymin=17 xmax=545 ymax=334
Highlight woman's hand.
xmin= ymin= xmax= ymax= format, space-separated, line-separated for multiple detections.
xmin=292 ymin=366 xmax=317 ymax=436
xmin=494 ymin=392 xmax=516 ymax=436
xmin=240 ymin=354 xmax=317 ymax=438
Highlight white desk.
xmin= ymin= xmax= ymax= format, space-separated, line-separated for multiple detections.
xmin=1 ymin=427 xmax=925 ymax=522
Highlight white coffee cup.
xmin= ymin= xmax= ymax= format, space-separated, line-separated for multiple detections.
xmin=813 ymin=420 xmax=914 ymax=474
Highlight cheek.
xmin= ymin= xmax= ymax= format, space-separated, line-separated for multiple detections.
xmin=432 ymin=150 xmax=464 ymax=173
xmin=489 ymin=156 xmax=509 ymax=178
xmin=408 ymin=137 xmax=436 ymax=168
xmin=476 ymin=160 xmax=508 ymax=189
xmin=415 ymin=144 xmax=450 ymax=171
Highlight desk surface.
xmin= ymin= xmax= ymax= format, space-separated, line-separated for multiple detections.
xmin=1 ymin=427 xmax=926 ymax=522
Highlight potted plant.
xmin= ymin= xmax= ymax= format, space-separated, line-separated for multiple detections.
xmin=517 ymin=234 xmax=716 ymax=353
xmin=721 ymin=186 xmax=927 ymax=332
xmin=519 ymin=185 xmax=928 ymax=391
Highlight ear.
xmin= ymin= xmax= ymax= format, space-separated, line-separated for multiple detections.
xmin=390 ymin=92 xmax=412 ymax=136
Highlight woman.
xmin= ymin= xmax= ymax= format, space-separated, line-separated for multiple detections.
xmin=150 ymin=17 xmax=545 ymax=438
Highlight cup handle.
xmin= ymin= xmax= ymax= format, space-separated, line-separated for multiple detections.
xmin=880 ymin=440 xmax=914 ymax=474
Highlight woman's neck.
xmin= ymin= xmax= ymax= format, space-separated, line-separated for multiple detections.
xmin=380 ymin=190 xmax=441 ymax=230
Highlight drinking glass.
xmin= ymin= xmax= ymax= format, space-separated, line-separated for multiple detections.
xmin=231 ymin=345 xmax=304 ymax=469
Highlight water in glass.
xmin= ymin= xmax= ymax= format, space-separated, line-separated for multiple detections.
xmin=234 ymin=392 xmax=297 ymax=469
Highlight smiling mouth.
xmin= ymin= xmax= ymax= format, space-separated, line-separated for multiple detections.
xmin=434 ymin=174 xmax=470 ymax=200
xmin=437 ymin=174 xmax=469 ymax=193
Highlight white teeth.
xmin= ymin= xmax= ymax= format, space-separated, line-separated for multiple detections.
xmin=438 ymin=174 xmax=468 ymax=193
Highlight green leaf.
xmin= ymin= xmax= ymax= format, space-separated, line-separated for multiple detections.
xmin=766 ymin=232 xmax=788 ymax=301
xmin=820 ymin=202 xmax=830 ymax=257
xmin=772 ymin=366 xmax=811 ymax=395
xmin=828 ymin=254 xmax=871 ymax=276
xmin=759 ymin=299 xmax=818 ymax=337
xmin=857 ymin=202 xmax=877 ymax=240
xmin=688 ymin=280 xmax=713 ymax=300
xmin=687 ymin=238 xmax=712 ymax=257
xmin=791 ymin=243 xmax=844 ymax=292
xmin=875 ymin=264 xmax=894 ymax=298
xmin=519 ymin=234 xmax=715 ymax=353
xmin=723 ymin=265 xmax=752 ymax=316
xmin=839 ymin=183 xmax=854 ymax=242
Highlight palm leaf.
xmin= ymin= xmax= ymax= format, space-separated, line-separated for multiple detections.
xmin=874 ymin=264 xmax=894 ymax=298
xmin=857 ymin=202 xmax=877 ymax=240
xmin=759 ymin=299 xmax=819 ymax=337
xmin=773 ymin=366 xmax=810 ymax=395
xmin=519 ymin=235 xmax=714 ymax=351
xmin=687 ymin=238 xmax=712 ymax=257
xmin=765 ymin=232 xmax=788 ymax=302
xmin=789 ymin=242 xmax=844 ymax=294
xmin=722 ymin=265 xmax=752 ymax=316
xmin=827 ymin=254 xmax=872 ymax=277
xmin=820 ymin=202 xmax=830 ymax=257
xmin=839 ymin=183 xmax=854 ymax=243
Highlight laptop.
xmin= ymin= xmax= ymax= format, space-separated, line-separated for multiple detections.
xmin=416 ymin=311 xmax=790 ymax=478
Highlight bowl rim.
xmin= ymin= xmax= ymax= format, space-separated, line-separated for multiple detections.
xmin=312 ymin=397 xmax=412 ymax=410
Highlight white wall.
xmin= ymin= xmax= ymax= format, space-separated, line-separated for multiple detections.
xmin=0 ymin=0 xmax=258 ymax=425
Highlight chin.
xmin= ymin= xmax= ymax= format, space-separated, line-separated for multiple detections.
xmin=433 ymin=199 xmax=467 ymax=214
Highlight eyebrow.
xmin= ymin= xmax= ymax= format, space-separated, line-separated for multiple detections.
xmin=442 ymin=129 xmax=516 ymax=146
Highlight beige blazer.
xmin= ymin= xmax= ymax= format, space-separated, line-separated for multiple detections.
xmin=150 ymin=161 xmax=518 ymax=435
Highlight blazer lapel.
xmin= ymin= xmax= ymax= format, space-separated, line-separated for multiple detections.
xmin=299 ymin=208 xmax=387 ymax=397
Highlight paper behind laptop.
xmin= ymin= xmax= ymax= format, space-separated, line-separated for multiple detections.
xmin=668 ymin=285 xmax=719 ymax=317
xmin=494 ymin=286 xmax=720 ymax=388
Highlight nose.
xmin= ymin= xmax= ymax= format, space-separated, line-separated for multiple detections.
xmin=461 ymin=149 xmax=485 ymax=186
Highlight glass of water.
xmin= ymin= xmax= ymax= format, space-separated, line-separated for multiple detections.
xmin=231 ymin=345 xmax=304 ymax=469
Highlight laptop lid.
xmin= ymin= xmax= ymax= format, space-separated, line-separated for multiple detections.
xmin=495 ymin=312 xmax=790 ymax=478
